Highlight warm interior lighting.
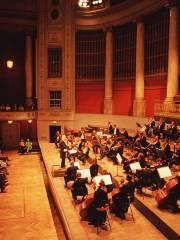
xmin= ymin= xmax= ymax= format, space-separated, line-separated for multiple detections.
xmin=78 ymin=0 xmax=104 ymax=8
xmin=53 ymin=121 xmax=57 ymax=124
xmin=28 ymin=120 xmax=32 ymax=123
xmin=6 ymin=60 xmax=14 ymax=69
xmin=8 ymin=120 xmax=13 ymax=124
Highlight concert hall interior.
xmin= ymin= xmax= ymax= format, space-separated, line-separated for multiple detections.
xmin=0 ymin=0 xmax=180 ymax=240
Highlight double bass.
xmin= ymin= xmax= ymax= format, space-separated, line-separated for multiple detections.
xmin=155 ymin=177 xmax=179 ymax=208
xmin=79 ymin=193 xmax=94 ymax=219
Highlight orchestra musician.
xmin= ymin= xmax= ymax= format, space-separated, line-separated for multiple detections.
xmin=164 ymin=120 xmax=179 ymax=140
xmin=155 ymin=175 xmax=180 ymax=213
xmin=110 ymin=175 xmax=135 ymax=219
xmin=71 ymin=172 xmax=88 ymax=202
xmin=78 ymin=141 xmax=90 ymax=164
xmin=165 ymin=175 xmax=180 ymax=212
xmin=86 ymin=179 xmax=109 ymax=228
xmin=169 ymin=143 xmax=180 ymax=168
xmin=107 ymin=122 xmax=113 ymax=135
xmin=59 ymin=135 xmax=68 ymax=168
xmin=54 ymin=131 xmax=61 ymax=148
xmin=64 ymin=162 xmax=78 ymax=188
xmin=89 ymin=158 xmax=99 ymax=180
xmin=145 ymin=118 xmax=156 ymax=137
xmin=112 ymin=124 xmax=120 ymax=137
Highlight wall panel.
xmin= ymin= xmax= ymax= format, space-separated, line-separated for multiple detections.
xmin=76 ymin=81 xmax=104 ymax=113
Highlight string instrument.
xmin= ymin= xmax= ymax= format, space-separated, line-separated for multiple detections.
xmin=155 ymin=177 xmax=179 ymax=208
xmin=79 ymin=193 xmax=94 ymax=219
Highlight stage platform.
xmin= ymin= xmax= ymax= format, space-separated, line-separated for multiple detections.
xmin=39 ymin=141 xmax=179 ymax=240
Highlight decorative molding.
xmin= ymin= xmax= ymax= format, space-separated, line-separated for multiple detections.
xmin=0 ymin=111 xmax=37 ymax=120
xmin=76 ymin=0 xmax=166 ymax=30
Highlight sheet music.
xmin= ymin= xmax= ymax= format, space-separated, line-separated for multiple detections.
xmin=68 ymin=149 xmax=77 ymax=154
xmin=129 ymin=162 xmax=142 ymax=171
xmin=74 ymin=161 xmax=80 ymax=169
xmin=116 ymin=153 xmax=122 ymax=164
xmin=77 ymin=168 xmax=91 ymax=178
xmin=157 ymin=166 xmax=172 ymax=178
xmin=94 ymin=175 xmax=112 ymax=186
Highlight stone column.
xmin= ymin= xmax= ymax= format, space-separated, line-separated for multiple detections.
xmin=25 ymin=35 xmax=33 ymax=108
xmin=104 ymin=28 xmax=113 ymax=114
xmin=133 ymin=20 xmax=145 ymax=117
xmin=165 ymin=5 xmax=179 ymax=104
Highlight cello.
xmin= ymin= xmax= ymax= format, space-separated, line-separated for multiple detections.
xmin=155 ymin=177 xmax=179 ymax=208
xmin=79 ymin=193 xmax=94 ymax=220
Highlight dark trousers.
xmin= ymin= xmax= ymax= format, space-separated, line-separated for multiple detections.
xmin=61 ymin=153 xmax=66 ymax=168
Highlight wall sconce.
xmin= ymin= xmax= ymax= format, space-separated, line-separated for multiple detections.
xmin=6 ymin=59 xmax=14 ymax=69
xmin=8 ymin=120 xmax=13 ymax=124
xmin=28 ymin=120 xmax=32 ymax=123
xmin=52 ymin=121 xmax=57 ymax=124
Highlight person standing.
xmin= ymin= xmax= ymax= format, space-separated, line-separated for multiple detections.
xmin=59 ymin=135 xmax=67 ymax=168
xmin=107 ymin=122 xmax=113 ymax=134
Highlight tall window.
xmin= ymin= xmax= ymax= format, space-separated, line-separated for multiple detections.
xmin=48 ymin=47 xmax=62 ymax=78
xmin=49 ymin=91 xmax=62 ymax=108
xmin=144 ymin=9 xmax=169 ymax=80
xmin=76 ymin=30 xmax=105 ymax=80
xmin=113 ymin=23 xmax=136 ymax=80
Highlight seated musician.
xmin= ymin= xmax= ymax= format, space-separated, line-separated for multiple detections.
xmin=78 ymin=141 xmax=90 ymax=164
xmin=18 ymin=139 xmax=26 ymax=154
xmin=64 ymin=162 xmax=78 ymax=188
xmin=123 ymin=152 xmax=147 ymax=173
xmin=165 ymin=176 xmax=180 ymax=212
xmin=87 ymin=179 xmax=109 ymax=228
xmin=154 ymin=118 xmax=166 ymax=138
xmin=112 ymin=124 xmax=120 ymax=137
xmin=135 ymin=166 xmax=160 ymax=193
xmin=147 ymin=136 xmax=161 ymax=158
xmin=25 ymin=139 xmax=32 ymax=153
xmin=0 ymin=150 xmax=9 ymax=165
xmin=145 ymin=118 xmax=156 ymax=137
xmin=110 ymin=175 xmax=135 ymax=219
xmin=169 ymin=144 xmax=180 ymax=168
xmin=92 ymin=135 xmax=101 ymax=154
xmin=161 ymin=139 xmax=172 ymax=165
xmin=89 ymin=159 xmax=99 ymax=180
xmin=164 ymin=121 xmax=178 ymax=140
xmin=71 ymin=172 xmax=88 ymax=202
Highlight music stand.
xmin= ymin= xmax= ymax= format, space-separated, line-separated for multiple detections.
xmin=77 ymin=168 xmax=91 ymax=178
xmin=94 ymin=175 xmax=112 ymax=186
xmin=115 ymin=153 xmax=123 ymax=176
xmin=129 ymin=162 xmax=142 ymax=173
xmin=74 ymin=161 xmax=80 ymax=169
xmin=157 ymin=166 xmax=172 ymax=179
xmin=136 ymin=123 xmax=142 ymax=128
xmin=68 ymin=149 xmax=77 ymax=155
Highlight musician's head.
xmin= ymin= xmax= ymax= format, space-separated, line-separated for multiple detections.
xmin=99 ymin=179 xmax=105 ymax=187
xmin=138 ymin=152 xmax=145 ymax=159
xmin=102 ymin=169 xmax=108 ymax=175
xmin=126 ymin=175 xmax=132 ymax=182
xmin=62 ymin=135 xmax=67 ymax=142
xmin=92 ymin=158 xmax=97 ymax=164
xmin=76 ymin=172 xmax=81 ymax=178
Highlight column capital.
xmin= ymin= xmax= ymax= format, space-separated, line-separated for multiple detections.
xmin=103 ymin=26 xmax=112 ymax=33
xmin=133 ymin=16 xmax=144 ymax=24
xmin=164 ymin=0 xmax=178 ymax=8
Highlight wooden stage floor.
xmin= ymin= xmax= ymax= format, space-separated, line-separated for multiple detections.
xmin=39 ymin=141 xmax=180 ymax=240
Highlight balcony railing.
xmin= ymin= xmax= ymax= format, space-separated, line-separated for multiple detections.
xmin=154 ymin=101 xmax=180 ymax=119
